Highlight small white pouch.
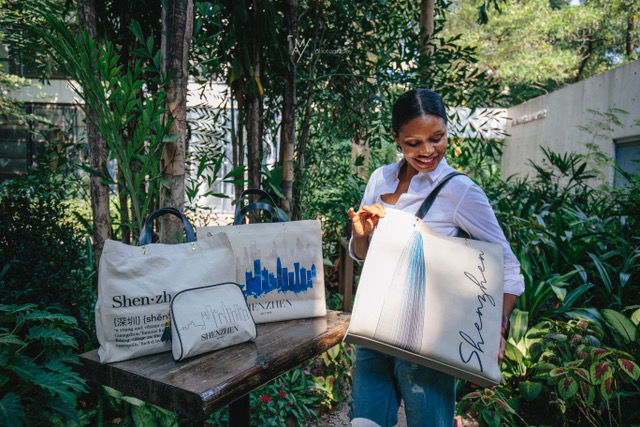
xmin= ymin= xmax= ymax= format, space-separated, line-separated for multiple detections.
xmin=169 ymin=282 xmax=257 ymax=361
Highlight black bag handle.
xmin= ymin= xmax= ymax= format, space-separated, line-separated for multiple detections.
xmin=139 ymin=207 xmax=195 ymax=246
xmin=414 ymin=171 xmax=471 ymax=239
xmin=233 ymin=188 xmax=286 ymax=225
xmin=414 ymin=172 xmax=464 ymax=219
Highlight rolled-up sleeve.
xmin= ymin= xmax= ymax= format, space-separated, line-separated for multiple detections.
xmin=453 ymin=184 xmax=525 ymax=296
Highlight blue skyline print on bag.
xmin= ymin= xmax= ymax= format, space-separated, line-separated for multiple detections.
xmin=241 ymin=237 xmax=318 ymax=297
xmin=374 ymin=230 xmax=426 ymax=353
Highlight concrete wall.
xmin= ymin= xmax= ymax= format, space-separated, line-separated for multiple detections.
xmin=501 ymin=60 xmax=640 ymax=182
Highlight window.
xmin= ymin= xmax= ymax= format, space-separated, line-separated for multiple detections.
xmin=0 ymin=103 xmax=84 ymax=179
xmin=614 ymin=137 xmax=640 ymax=188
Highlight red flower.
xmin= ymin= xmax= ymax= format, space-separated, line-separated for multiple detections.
xmin=288 ymin=401 xmax=293 ymax=406
xmin=259 ymin=395 xmax=271 ymax=403
xmin=278 ymin=390 xmax=287 ymax=398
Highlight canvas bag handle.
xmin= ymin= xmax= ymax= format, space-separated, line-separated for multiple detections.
xmin=233 ymin=188 xmax=286 ymax=225
xmin=139 ymin=207 xmax=196 ymax=245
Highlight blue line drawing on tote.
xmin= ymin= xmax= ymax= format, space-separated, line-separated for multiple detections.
xmin=374 ymin=230 xmax=426 ymax=354
xmin=244 ymin=257 xmax=317 ymax=297
xmin=179 ymin=302 xmax=252 ymax=332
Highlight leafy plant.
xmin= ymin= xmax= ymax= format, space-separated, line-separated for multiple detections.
xmin=99 ymin=385 xmax=179 ymax=427
xmin=309 ymin=343 xmax=353 ymax=409
xmin=0 ymin=178 xmax=94 ymax=337
xmin=249 ymin=369 xmax=321 ymax=426
xmin=528 ymin=318 xmax=640 ymax=426
xmin=40 ymin=16 xmax=172 ymax=241
xmin=456 ymin=388 xmax=524 ymax=427
xmin=0 ymin=304 xmax=88 ymax=426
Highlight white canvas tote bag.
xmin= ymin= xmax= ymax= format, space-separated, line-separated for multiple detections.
xmin=200 ymin=189 xmax=326 ymax=324
xmin=95 ymin=208 xmax=236 ymax=363
xmin=344 ymin=175 xmax=505 ymax=388
xmin=169 ymin=282 xmax=257 ymax=361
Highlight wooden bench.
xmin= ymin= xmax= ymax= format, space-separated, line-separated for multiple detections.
xmin=79 ymin=310 xmax=350 ymax=425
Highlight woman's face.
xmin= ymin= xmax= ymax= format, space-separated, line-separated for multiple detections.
xmin=394 ymin=114 xmax=448 ymax=174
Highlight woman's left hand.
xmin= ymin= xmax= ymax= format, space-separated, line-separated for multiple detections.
xmin=499 ymin=335 xmax=507 ymax=361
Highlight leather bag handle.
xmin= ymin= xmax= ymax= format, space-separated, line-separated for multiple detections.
xmin=139 ymin=207 xmax=195 ymax=246
xmin=233 ymin=188 xmax=286 ymax=225
xmin=414 ymin=171 xmax=464 ymax=219
xmin=414 ymin=171 xmax=471 ymax=239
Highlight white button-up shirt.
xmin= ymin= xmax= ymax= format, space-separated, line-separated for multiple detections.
xmin=350 ymin=157 xmax=525 ymax=296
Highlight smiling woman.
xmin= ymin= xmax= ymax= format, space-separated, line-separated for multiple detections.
xmin=346 ymin=88 xmax=524 ymax=427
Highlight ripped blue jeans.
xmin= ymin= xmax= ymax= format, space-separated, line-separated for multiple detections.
xmin=350 ymin=346 xmax=456 ymax=427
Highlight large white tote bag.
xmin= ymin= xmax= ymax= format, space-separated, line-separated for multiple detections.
xmin=344 ymin=174 xmax=504 ymax=387
xmin=95 ymin=207 xmax=236 ymax=363
xmin=200 ymin=189 xmax=326 ymax=324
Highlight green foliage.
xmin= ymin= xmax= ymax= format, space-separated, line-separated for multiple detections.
xmin=462 ymin=317 xmax=640 ymax=425
xmin=0 ymin=304 xmax=88 ymax=426
xmin=0 ymin=175 xmax=94 ymax=337
xmin=443 ymin=0 xmax=640 ymax=105
xmin=206 ymin=344 xmax=353 ymax=426
xmin=486 ymin=147 xmax=640 ymax=318
xmin=185 ymin=106 xmax=247 ymax=212
xmin=0 ymin=0 xmax=70 ymax=77
xmin=248 ymin=369 xmax=321 ymax=426
xmin=40 ymin=16 xmax=172 ymax=241
xmin=529 ymin=319 xmax=639 ymax=426
xmin=462 ymin=107 xmax=640 ymax=424
xmin=99 ymin=386 xmax=179 ymax=427
xmin=310 ymin=343 xmax=353 ymax=408
xmin=456 ymin=388 xmax=523 ymax=427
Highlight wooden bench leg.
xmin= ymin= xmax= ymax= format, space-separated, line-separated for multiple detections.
xmin=339 ymin=237 xmax=354 ymax=312
xmin=229 ymin=395 xmax=251 ymax=427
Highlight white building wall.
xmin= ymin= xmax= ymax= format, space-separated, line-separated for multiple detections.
xmin=501 ymin=60 xmax=640 ymax=182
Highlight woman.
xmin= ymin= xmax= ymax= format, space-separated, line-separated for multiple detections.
xmin=347 ymin=89 xmax=524 ymax=427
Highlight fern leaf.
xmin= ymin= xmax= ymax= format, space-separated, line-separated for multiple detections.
xmin=0 ymin=392 xmax=24 ymax=427
xmin=26 ymin=326 xmax=78 ymax=349
xmin=24 ymin=311 xmax=78 ymax=327
xmin=45 ymin=396 xmax=80 ymax=425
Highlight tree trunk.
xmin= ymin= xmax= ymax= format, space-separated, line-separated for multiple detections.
xmin=245 ymin=0 xmax=263 ymax=223
xmin=420 ymin=0 xmax=435 ymax=57
xmin=292 ymin=70 xmax=315 ymax=221
xmin=77 ymin=0 xmax=111 ymax=276
xmin=575 ymin=37 xmax=593 ymax=82
xmin=626 ymin=16 xmax=634 ymax=57
xmin=230 ymin=90 xmax=244 ymax=205
xmin=160 ymin=0 xmax=193 ymax=243
xmin=279 ymin=0 xmax=298 ymax=217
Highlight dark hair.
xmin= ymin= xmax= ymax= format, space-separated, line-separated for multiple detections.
xmin=391 ymin=89 xmax=447 ymax=135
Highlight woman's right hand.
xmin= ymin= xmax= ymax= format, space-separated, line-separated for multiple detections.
xmin=347 ymin=203 xmax=386 ymax=238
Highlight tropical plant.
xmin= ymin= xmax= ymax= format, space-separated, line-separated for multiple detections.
xmin=528 ymin=318 xmax=639 ymax=426
xmin=461 ymin=317 xmax=640 ymax=426
xmin=0 ymin=174 xmax=94 ymax=336
xmin=456 ymin=387 xmax=524 ymax=427
xmin=0 ymin=304 xmax=88 ymax=426
xmin=443 ymin=0 xmax=640 ymax=105
xmin=99 ymin=385 xmax=180 ymax=427
xmin=40 ymin=17 xmax=172 ymax=242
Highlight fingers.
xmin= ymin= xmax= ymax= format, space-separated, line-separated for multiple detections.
xmin=348 ymin=204 xmax=386 ymax=237
xmin=358 ymin=203 xmax=386 ymax=218
xmin=498 ymin=336 xmax=507 ymax=361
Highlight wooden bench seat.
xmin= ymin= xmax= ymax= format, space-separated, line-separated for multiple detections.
xmin=79 ymin=310 xmax=350 ymax=422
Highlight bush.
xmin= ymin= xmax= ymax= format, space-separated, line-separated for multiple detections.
xmin=0 ymin=176 xmax=94 ymax=339
xmin=0 ymin=304 xmax=88 ymax=426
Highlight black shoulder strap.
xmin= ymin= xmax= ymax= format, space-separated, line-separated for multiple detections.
xmin=414 ymin=171 xmax=465 ymax=219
